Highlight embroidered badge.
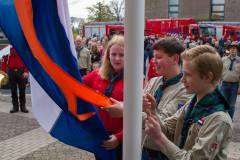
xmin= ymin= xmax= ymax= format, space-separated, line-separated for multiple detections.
xmin=197 ymin=117 xmax=205 ymax=126
xmin=210 ymin=143 xmax=218 ymax=152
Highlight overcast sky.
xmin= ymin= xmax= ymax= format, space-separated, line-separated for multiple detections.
xmin=68 ymin=0 xmax=111 ymax=19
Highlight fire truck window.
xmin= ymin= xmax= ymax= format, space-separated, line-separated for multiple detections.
xmin=208 ymin=28 xmax=216 ymax=36
xmin=227 ymin=30 xmax=234 ymax=36
xmin=192 ymin=28 xmax=198 ymax=35
xmin=236 ymin=31 xmax=240 ymax=36
xmin=201 ymin=28 xmax=209 ymax=36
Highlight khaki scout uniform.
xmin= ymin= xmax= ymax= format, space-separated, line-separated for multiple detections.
xmin=222 ymin=55 xmax=240 ymax=83
xmin=144 ymin=76 xmax=191 ymax=121
xmin=77 ymin=47 xmax=91 ymax=73
xmin=143 ymin=76 xmax=191 ymax=153
xmin=144 ymin=101 xmax=233 ymax=160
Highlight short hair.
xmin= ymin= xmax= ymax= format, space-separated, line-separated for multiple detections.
xmin=153 ymin=37 xmax=185 ymax=64
xmin=100 ymin=35 xmax=124 ymax=80
xmin=181 ymin=45 xmax=223 ymax=85
xmin=153 ymin=37 xmax=185 ymax=56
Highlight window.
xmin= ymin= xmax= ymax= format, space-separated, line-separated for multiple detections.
xmin=211 ymin=0 xmax=225 ymax=20
xmin=212 ymin=0 xmax=225 ymax=4
xmin=169 ymin=13 xmax=178 ymax=18
xmin=212 ymin=6 xmax=224 ymax=12
xmin=169 ymin=0 xmax=179 ymax=18
xmin=169 ymin=0 xmax=178 ymax=5
xmin=169 ymin=6 xmax=178 ymax=12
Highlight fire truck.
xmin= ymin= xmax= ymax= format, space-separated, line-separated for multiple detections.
xmin=222 ymin=25 xmax=240 ymax=41
xmin=189 ymin=24 xmax=217 ymax=42
xmin=106 ymin=24 xmax=124 ymax=36
xmin=105 ymin=18 xmax=197 ymax=37
xmin=145 ymin=18 xmax=196 ymax=38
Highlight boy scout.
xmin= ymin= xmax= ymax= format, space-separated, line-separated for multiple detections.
xmin=221 ymin=41 xmax=240 ymax=119
xmin=142 ymin=37 xmax=191 ymax=159
xmin=145 ymin=45 xmax=233 ymax=160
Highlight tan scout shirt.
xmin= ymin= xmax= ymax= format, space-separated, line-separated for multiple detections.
xmin=155 ymin=102 xmax=233 ymax=160
xmin=222 ymin=55 xmax=240 ymax=82
xmin=77 ymin=47 xmax=91 ymax=72
xmin=143 ymin=76 xmax=192 ymax=150
xmin=144 ymin=76 xmax=191 ymax=120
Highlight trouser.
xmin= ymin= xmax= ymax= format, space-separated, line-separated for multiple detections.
xmin=94 ymin=144 xmax=122 ymax=160
xmin=8 ymin=69 xmax=26 ymax=110
xmin=221 ymin=81 xmax=239 ymax=119
xmin=142 ymin=147 xmax=168 ymax=160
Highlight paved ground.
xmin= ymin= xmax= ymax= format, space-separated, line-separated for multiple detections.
xmin=0 ymin=88 xmax=240 ymax=160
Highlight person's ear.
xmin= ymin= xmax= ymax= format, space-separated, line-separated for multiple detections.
xmin=172 ymin=54 xmax=180 ymax=65
xmin=205 ymin=71 xmax=214 ymax=83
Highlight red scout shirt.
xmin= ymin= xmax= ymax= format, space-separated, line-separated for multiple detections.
xmin=83 ymin=69 xmax=123 ymax=143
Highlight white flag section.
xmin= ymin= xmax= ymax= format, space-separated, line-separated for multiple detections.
xmin=30 ymin=0 xmax=76 ymax=134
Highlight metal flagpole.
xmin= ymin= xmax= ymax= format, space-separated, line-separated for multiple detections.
xmin=123 ymin=0 xmax=145 ymax=159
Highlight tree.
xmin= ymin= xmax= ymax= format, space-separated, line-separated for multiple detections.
xmin=86 ymin=1 xmax=114 ymax=22
xmin=70 ymin=17 xmax=86 ymax=38
xmin=109 ymin=0 xmax=124 ymax=21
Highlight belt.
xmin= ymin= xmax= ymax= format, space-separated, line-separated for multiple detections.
xmin=222 ymin=81 xmax=239 ymax=84
xmin=143 ymin=147 xmax=168 ymax=159
xmin=143 ymin=147 xmax=160 ymax=156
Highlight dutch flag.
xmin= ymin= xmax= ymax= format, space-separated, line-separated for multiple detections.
xmin=0 ymin=0 xmax=115 ymax=159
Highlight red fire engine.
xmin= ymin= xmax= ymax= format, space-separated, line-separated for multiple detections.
xmin=223 ymin=25 xmax=240 ymax=41
xmin=145 ymin=18 xmax=196 ymax=38
xmin=189 ymin=24 xmax=217 ymax=42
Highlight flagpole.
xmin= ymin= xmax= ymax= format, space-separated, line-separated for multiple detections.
xmin=124 ymin=0 xmax=144 ymax=159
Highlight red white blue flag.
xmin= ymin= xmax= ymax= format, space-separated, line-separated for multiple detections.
xmin=0 ymin=0 xmax=115 ymax=159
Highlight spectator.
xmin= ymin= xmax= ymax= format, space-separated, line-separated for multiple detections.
xmin=75 ymin=36 xmax=91 ymax=76
xmin=4 ymin=47 xmax=29 ymax=113
xmin=221 ymin=41 xmax=240 ymax=118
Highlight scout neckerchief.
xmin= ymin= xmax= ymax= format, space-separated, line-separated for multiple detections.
xmin=228 ymin=56 xmax=236 ymax=71
xmin=76 ymin=47 xmax=83 ymax=59
xmin=104 ymin=70 xmax=123 ymax=96
xmin=154 ymin=73 xmax=183 ymax=105
xmin=179 ymin=88 xmax=230 ymax=149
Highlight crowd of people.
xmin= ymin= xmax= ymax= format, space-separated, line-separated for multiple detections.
xmin=0 ymin=31 xmax=239 ymax=159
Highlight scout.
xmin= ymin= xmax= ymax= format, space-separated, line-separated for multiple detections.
xmin=145 ymin=45 xmax=233 ymax=160
xmin=221 ymin=41 xmax=240 ymax=119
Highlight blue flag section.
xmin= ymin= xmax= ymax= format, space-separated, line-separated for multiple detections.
xmin=0 ymin=0 xmax=115 ymax=159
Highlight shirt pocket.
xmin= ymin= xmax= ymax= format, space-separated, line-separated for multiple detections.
xmin=184 ymin=123 xmax=201 ymax=150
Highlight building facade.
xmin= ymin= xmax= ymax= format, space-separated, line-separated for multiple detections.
xmin=0 ymin=27 xmax=9 ymax=50
xmin=145 ymin=0 xmax=240 ymax=22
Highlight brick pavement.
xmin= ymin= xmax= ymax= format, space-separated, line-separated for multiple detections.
xmin=0 ymin=90 xmax=240 ymax=160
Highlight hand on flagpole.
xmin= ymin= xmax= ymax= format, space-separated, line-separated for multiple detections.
xmin=102 ymin=135 xmax=120 ymax=150
xmin=145 ymin=115 xmax=165 ymax=145
xmin=143 ymin=93 xmax=157 ymax=116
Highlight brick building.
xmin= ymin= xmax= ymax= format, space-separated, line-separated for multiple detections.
xmin=145 ymin=0 xmax=240 ymax=21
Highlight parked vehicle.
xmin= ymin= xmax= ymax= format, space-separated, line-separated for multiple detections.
xmin=223 ymin=25 xmax=240 ymax=41
xmin=189 ymin=24 xmax=216 ymax=42
xmin=146 ymin=18 xmax=196 ymax=38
